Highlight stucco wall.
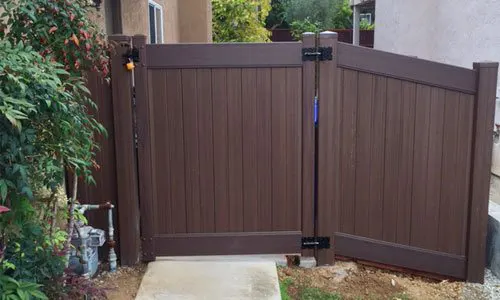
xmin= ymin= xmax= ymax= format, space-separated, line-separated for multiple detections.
xmin=121 ymin=0 xmax=148 ymax=37
xmin=158 ymin=0 xmax=180 ymax=43
xmin=375 ymin=0 xmax=500 ymax=96
xmin=178 ymin=0 xmax=212 ymax=42
xmin=118 ymin=0 xmax=211 ymax=43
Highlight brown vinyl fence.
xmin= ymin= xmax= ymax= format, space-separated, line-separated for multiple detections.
xmin=80 ymin=33 xmax=498 ymax=283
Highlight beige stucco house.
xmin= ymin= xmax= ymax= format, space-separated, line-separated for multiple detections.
xmin=374 ymin=0 xmax=500 ymax=96
xmin=95 ymin=0 xmax=212 ymax=43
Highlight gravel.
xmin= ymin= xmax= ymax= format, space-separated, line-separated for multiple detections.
xmin=462 ymin=269 xmax=500 ymax=299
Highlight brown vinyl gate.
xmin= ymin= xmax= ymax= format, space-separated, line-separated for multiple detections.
xmin=315 ymin=33 xmax=498 ymax=282
xmin=82 ymin=33 xmax=497 ymax=282
xmin=132 ymin=35 xmax=317 ymax=259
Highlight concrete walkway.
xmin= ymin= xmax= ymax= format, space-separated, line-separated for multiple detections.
xmin=135 ymin=258 xmax=282 ymax=300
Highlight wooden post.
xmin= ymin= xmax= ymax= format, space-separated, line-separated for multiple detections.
xmin=132 ymin=35 xmax=156 ymax=262
xmin=301 ymin=32 xmax=316 ymax=259
xmin=317 ymin=31 xmax=339 ymax=265
xmin=108 ymin=35 xmax=141 ymax=265
xmin=467 ymin=62 xmax=499 ymax=282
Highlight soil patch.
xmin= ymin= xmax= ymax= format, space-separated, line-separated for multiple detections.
xmin=278 ymin=261 xmax=480 ymax=300
xmin=94 ymin=264 xmax=147 ymax=300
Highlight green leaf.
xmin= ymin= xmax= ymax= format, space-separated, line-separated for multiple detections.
xmin=0 ymin=179 xmax=7 ymax=200
xmin=29 ymin=290 xmax=48 ymax=300
xmin=15 ymin=289 xmax=27 ymax=300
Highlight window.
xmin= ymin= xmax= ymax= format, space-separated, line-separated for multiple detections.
xmin=148 ymin=0 xmax=163 ymax=44
xmin=360 ymin=13 xmax=372 ymax=24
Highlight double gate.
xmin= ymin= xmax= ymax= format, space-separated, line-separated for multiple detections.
xmin=86 ymin=33 xmax=498 ymax=282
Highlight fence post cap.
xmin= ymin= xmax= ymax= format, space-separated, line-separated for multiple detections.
xmin=320 ymin=31 xmax=338 ymax=37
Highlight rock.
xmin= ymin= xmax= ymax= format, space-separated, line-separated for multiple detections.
xmin=487 ymin=201 xmax=500 ymax=278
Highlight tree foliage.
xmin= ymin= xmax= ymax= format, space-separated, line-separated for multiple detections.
xmin=265 ymin=0 xmax=288 ymax=29
xmin=213 ymin=0 xmax=271 ymax=42
xmin=279 ymin=0 xmax=353 ymax=39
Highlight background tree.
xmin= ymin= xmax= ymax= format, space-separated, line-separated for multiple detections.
xmin=268 ymin=0 xmax=353 ymax=39
xmin=212 ymin=0 xmax=271 ymax=42
xmin=265 ymin=0 xmax=288 ymax=29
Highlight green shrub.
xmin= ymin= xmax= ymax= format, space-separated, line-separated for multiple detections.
xmin=213 ymin=0 xmax=271 ymax=42
xmin=0 ymin=275 xmax=48 ymax=300
xmin=1 ymin=198 xmax=65 ymax=286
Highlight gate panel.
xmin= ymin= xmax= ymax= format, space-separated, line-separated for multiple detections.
xmin=135 ymin=41 xmax=310 ymax=256
xmin=317 ymin=32 xmax=498 ymax=281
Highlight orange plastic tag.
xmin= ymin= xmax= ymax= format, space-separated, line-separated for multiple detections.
xmin=126 ymin=61 xmax=135 ymax=71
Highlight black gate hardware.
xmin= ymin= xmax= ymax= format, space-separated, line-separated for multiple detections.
xmin=123 ymin=46 xmax=140 ymax=64
xmin=301 ymin=237 xmax=330 ymax=249
xmin=302 ymin=47 xmax=333 ymax=61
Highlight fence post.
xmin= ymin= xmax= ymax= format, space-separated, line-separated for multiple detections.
xmin=108 ymin=35 xmax=141 ymax=265
xmin=317 ymin=31 xmax=339 ymax=265
xmin=302 ymin=32 xmax=316 ymax=259
xmin=467 ymin=62 xmax=499 ymax=282
xmin=132 ymin=35 xmax=156 ymax=262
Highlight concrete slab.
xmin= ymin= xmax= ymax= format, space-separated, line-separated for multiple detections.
xmin=135 ymin=260 xmax=281 ymax=300
xmin=158 ymin=254 xmax=316 ymax=268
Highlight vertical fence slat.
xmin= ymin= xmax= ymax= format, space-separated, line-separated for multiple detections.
xmin=368 ymin=76 xmax=387 ymax=240
xmin=132 ymin=35 xmax=155 ymax=260
xmin=256 ymin=68 xmax=273 ymax=232
xmin=317 ymin=31 xmax=338 ymax=265
xmin=467 ymin=62 xmax=499 ymax=283
xmin=227 ymin=69 xmax=244 ymax=232
xmin=197 ymin=69 xmax=215 ymax=233
xmin=242 ymin=68 xmax=258 ymax=231
xmin=166 ymin=69 xmax=187 ymax=234
xmin=109 ymin=35 xmax=140 ymax=265
xmin=340 ymin=69 xmax=358 ymax=235
xmin=301 ymin=33 xmax=316 ymax=257
xmin=182 ymin=69 xmax=201 ymax=233
xmin=410 ymin=84 xmax=431 ymax=249
xmin=438 ymin=90 xmax=460 ymax=254
xmin=396 ymin=81 xmax=416 ymax=245
xmin=285 ymin=67 xmax=302 ymax=230
xmin=382 ymin=78 xmax=403 ymax=243
xmin=271 ymin=68 xmax=287 ymax=231
xmin=150 ymin=70 xmax=170 ymax=235
xmin=354 ymin=73 xmax=373 ymax=238
xmin=458 ymin=94 xmax=475 ymax=256
xmin=212 ymin=69 xmax=230 ymax=232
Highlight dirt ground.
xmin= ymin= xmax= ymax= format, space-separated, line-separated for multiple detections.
xmin=278 ymin=261 xmax=488 ymax=300
xmin=94 ymin=264 xmax=147 ymax=300
xmin=91 ymin=261 xmax=493 ymax=300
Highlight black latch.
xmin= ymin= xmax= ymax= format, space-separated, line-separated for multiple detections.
xmin=302 ymin=47 xmax=333 ymax=61
xmin=301 ymin=236 xmax=330 ymax=249
xmin=123 ymin=46 xmax=140 ymax=64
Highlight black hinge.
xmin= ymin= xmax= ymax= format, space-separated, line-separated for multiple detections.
xmin=301 ymin=237 xmax=330 ymax=249
xmin=123 ymin=46 xmax=140 ymax=64
xmin=302 ymin=47 xmax=333 ymax=61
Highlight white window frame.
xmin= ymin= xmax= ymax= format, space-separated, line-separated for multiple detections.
xmin=148 ymin=0 xmax=164 ymax=44
xmin=360 ymin=13 xmax=372 ymax=24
